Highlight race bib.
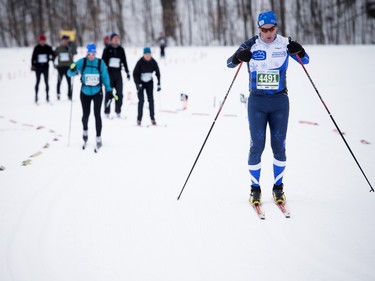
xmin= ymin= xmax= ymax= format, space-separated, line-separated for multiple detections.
xmin=84 ymin=74 xmax=100 ymax=86
xmin=141 ymin=72 xmax=153 ymax=82
xmin=109 ymin=57 xmax=121 ymax=68
xmin=59 ymin=52 xmax=70 ymax=62
xmin=38 ymin=54 xmax=48 ymax=63
xmin=256 ymin=70 xmax=280 ymax=90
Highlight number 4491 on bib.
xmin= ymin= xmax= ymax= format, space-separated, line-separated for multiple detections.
xmin=256 ymin=70 xmax=280 ymax=90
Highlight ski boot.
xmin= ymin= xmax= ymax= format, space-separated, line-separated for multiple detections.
xmin=82 ymin=130 xmax=88 ymax=149
xmin=249 ymin=185 xmax=262 ymax=205
xmin=272 ymin=183 xmax=286 ymax=204
xmin=95 ymin=136 xmax=102 ymax=151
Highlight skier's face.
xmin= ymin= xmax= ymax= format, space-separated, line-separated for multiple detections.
xmin=111 ymin=36 xmax=120 ymax=46
xmin=259 ymin=24 xmax=277 ymax=43
xmin=143 ymin=53 xmax=152 ymax=61
xmin=87 ymin=52 xmax=96 ymax=60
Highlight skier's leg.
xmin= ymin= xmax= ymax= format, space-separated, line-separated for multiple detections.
xmin=247 ymin=94 xmax=268 ymax=187
xmin=57 ymin=68 xmax=63 ymax=98
xmin=35 ymin=69 xmax=42 ymax=102
xmin=80 ymin=92 xmax=91 ymax=131
xmin=93 ymin=91 xmax=103 ymax=137
xmin=137 ymin=87 xmax=145 ymax=122
xmin=43 ymin=67 xmax=49 ymax=100
xmin=114 ymin=75 xmax=123 ymax=115
xmin=269 ymin=94 xmax=289 ymax=186
xmin=145 ymin=82 xmax=155 ymax=121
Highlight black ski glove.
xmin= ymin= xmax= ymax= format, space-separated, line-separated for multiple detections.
xmin=232 ymin=48 xmax=252 ymax=64
xmin=107 ymin=91 xmax=118 ymax=100
xmin=287 ymin=39 xmax=306 ymax=57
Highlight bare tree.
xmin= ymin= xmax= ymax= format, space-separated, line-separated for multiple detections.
xmin=161 ymin=0 xmax=177 ymax=43
xmin=0 ymin=0 xmax=374 ymax=47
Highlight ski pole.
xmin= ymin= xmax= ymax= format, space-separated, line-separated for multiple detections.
xmin=67 ymin=76 xmax=74 ymax=146
xmin=177 ymin=62 xmax=243 ymax=200
xmin=295 ymin=54 xmax=374 ymax=192
xmin=106 ymin=98 xmax=112 ymax=110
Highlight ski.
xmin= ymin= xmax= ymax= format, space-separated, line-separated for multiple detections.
xmin=252 ymin=203 xmax=266 ymax=220
xmin=276 ymin=203 xmax=290 ymax=218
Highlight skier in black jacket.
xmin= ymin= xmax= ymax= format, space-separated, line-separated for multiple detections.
xmin=132 ymin=47 xmax=161 ymax=126
xmin=31 ymin=34 xmax=55 ymax=103
xmin=101 ymin=33 xmax=130 ymax=118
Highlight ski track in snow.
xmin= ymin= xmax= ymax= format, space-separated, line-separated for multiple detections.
xmin=0 ymin=46 xmax=375 ymax=281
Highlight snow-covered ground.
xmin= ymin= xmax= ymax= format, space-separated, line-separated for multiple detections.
xmin=1 ymin=45 xmax=374 ymax=281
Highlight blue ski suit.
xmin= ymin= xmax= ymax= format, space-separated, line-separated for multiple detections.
xmin=227 ymin=34 xmax=309 ymax=187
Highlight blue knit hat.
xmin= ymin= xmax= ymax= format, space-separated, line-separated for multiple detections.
xmin=258 ymin=11 xmax=277 ymax=27
xmin=86 ymin=43 xmax=96 ymax=53
xmin=143 ymin=47 xmax=151 ymax=54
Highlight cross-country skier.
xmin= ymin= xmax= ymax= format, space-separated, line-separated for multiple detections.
xmin=156 ymin=32 xmax=167 ymax=58
xmin=67 ymin=43 xmax=113 ymax=151
xmin=227 ymin=11 xmax=310 ymax=205
xmin=101 ymin=32 xmax=131 ymax=118
xmin=54 ymin=35 xmax=74 ymax=100
xmin=31 ymin=34 xmax=55 ymax=103
xmin=133 ymin=47 xmax=161 ymax=126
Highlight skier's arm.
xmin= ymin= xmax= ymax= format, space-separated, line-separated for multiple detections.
xmin=227 ymin=36 xmax=257 ymax=68
xmin=31 ymin=48 xmax=37 ymax=70
xmin=287 ymin=38 xmax=309 ymax=64
xmin=49 ymin=46 xmax=56 ymax=62
xmin=132 ymin=61 xmax=141 ymax=86
xmin=154 ymin=60 xmax=161 ymax=85
xmin=67 ymin=58 xmax=82 ymax=77
xmin=121 ymin=48 xmax=130 ymax=75
xmin=101 ymin=48 xmax=109 ymax=65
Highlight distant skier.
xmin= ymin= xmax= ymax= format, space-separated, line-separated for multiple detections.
xmin=67 ymin=43 xmax=113 ymax=151
xmin=227 ymin=11 xmax=310 ymax=205
xmin=31 ymin=34 xmax=55 ymax=103
xmin=54 ymin=35 xmax=74 ymax=100
xmin=101 ymin=32 xmax=131 ymax=118
xmin=157 ymin=33 xmax=167 ymax=58
xmin=133 ymin=47 xmax=161 ymax=126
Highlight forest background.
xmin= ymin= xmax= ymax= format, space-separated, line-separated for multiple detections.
xmin=1 ymin=0 xmax=375 ymax=48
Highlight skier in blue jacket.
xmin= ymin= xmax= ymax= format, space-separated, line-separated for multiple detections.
xmin=68 ymin=43 xmax=113 ymax=150
xmin=227 ymin=11 xmax=310 ymax=206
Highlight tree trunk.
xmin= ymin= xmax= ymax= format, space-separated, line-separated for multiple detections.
xmin=161 ymin=0 xmax=177 ymax=42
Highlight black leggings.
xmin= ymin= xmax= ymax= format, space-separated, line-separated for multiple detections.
xmin=80 ymin=91 xmax=103 ymax=137
xmin=57 ymin=66 xmax=72 ymax=98
xmin=35 ymin=67 xmax=49 ymax=98
xmin=137 ymin=81 xmax=155 ymax=121
xmin=104 ymin=71 xmax=123 ymax=114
